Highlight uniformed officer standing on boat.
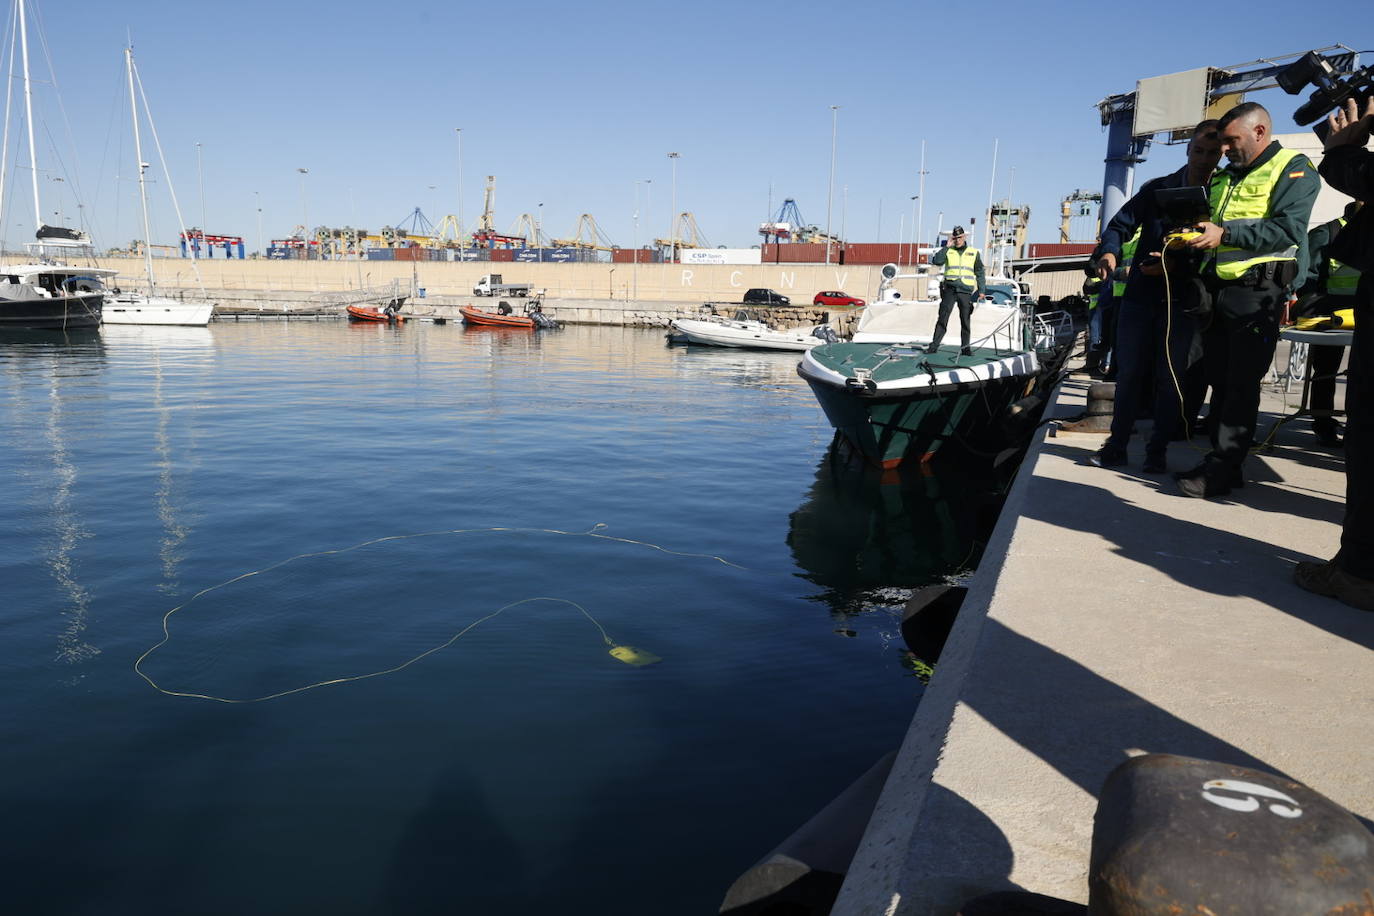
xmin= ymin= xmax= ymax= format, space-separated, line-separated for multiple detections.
xmin=926 ymin=225 xmax=986 ymax=357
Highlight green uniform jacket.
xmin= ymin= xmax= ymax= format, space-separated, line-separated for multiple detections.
xmin=1209 ymin=140 xmax=1320 ymax=283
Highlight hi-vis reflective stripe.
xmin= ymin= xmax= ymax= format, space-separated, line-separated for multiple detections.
xmin=1208 ymin=147 xmax=1304 ymax=280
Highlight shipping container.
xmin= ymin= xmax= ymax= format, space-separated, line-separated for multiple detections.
xmin=454 ymin=248 xmax=487 ymax=261
xmin=761 ymin=242 xmax=828 ymax=263
xmin=842 ymin=243 xmax=926 ymax=266
xmin=1027 ymin=243 xmax=1097 ymax=258
xmin=612 ymin=248 xmax=661 ymax=264
xmin=490 ymin=248 xmax=514 ymax=262
xmin=366 ymin=248 xmax=394 ymax=261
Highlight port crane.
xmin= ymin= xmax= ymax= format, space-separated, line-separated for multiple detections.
xmin=655 ymin=212 xmax=709 ymax=258
xmin=511 ymin=213 xmax=544 ymax=247
xmin=432 ymin=214 xmax=464 ymax=247
xmin=1059 ymin=190 xmax=1101 ymax=243
xmin=552 ymin=214 xmax=617 ymax=251
xmin=471 ymin=175 xmax=526 ymax=248
xmin=759 ymin=198 xmax=837 ymax=245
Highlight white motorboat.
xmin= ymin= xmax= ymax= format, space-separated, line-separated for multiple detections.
xmin=106 ymin=45 xmax=214 ymax=327
xmin=670 ymin=308 xmax=837 ymax=352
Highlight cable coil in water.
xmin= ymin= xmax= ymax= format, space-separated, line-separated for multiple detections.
xmin=135 ymin=524 xmax=747 ymax=703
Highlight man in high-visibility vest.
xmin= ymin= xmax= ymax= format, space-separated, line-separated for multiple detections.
xmin=1296 ymin=200 xmax=1362 ymax=446
xmin=1179 ymin=102 xmax=1319 ymax=498
xmin=1087 ymin=120 xmax=1222 ymax=472
xmin=926 ymin=225 xmax=985 ymax=356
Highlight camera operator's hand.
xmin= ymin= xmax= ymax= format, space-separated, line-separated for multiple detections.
xmin=1324 ymin=96 xmax=1374 ymax=152
xmin=1095 ymin=251 xmax=1116 ymax=282
xmin=1185 ymin=221 xmax=1225 ymax=250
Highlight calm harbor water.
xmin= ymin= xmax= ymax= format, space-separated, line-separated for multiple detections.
xmin=0 ymin=320 xmax=1005 ymax=915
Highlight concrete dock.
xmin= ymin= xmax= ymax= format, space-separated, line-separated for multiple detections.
xmin=832 ymin=360 xmax=1370 ymax=914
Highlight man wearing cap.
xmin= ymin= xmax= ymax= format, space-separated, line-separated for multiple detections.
xmin=926 ymin=226 xmax=985 ymax=356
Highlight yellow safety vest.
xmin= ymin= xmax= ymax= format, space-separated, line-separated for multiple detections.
xmin=1113 ymin=231 xmax=1140 ymax=298
xmin=1326 ymin=218 xmax=1360 ymax=296
xmin=943 ymin=246 xmax=980 ymax=289
xmin=1208 ymin=147 xmax=1304 ymax=281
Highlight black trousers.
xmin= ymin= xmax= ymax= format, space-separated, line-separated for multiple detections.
xmin=1309 ymin=343 xmax=1345 ymax=431
xmin=1339 ymin=279 xmax=1372 ymax=579
xmin=1199 ymin=277 xmax=1285 ymax=471
xmin=1105 ymin=293 xmax=1201 ymax=458
xmin=931 ymin=284 xmax=974 ymax=350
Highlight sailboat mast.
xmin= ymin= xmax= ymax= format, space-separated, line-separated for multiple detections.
xmin=18 ymin=0 xmax=40 ymax=229
xmin=126 ymin=47 xmax=155 ymax=292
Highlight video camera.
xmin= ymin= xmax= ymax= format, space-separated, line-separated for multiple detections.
xmin=1277 ymin=50 xmax=1374 ymax=136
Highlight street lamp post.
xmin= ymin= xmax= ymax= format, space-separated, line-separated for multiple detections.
xmin=667 ymin=152 xmax=679 ymax=263
xmin=297 ymin=168 xmax=309 ymax=259
xmin=825 ymin=105 xmax=839 ymax=265
xmin=916 ymin=140 xmax=928 ymax=267
xmin=455 ymin=128 xmax=464 ymax=244
xmin=537 ymin=202 xmax=543 ymax=248
xmin=255 ymin=190 xmax=263 ymax=256
xmin=196 ymin=141 xmax=206 ymax=238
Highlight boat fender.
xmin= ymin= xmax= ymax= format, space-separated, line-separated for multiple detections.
xmin=720 ymin=751 xmax=898 ymax=915
xmin=900 ymin=585 xmax=966 ymax=664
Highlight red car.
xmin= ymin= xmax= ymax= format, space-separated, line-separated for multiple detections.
xmin=813 ymin=290 xmax=865 ymax=307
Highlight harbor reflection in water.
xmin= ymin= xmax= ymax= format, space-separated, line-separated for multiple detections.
xmin=1 ymin=330 xmax=107 ymax=670
xmin=787 ymin=445 xmax=1012 ymax=627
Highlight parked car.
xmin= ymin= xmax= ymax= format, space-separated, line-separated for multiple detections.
xmin=742 ymin=288 xmax=790 ymax=306
xmin=813 ymin=290 xmax=865 ymax=307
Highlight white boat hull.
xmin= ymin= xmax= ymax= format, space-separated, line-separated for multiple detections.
xmin=670 ymin=317 xmax=827 ymax=352
xmin=103 ymin=294 xmax=213 ymax=327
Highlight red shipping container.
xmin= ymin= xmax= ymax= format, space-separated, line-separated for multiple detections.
xmin=612 ymin=248 xmax=658 ymax=264
xmin=762 ymin=242 xmax=830 ymax=263
xmin=489 ymin=248 xmax=515 ymax=262
xmin=841 ymin=243 xmax=911 ymax=265
xmin=1027 ymin=243 xmax=1097 ymax=258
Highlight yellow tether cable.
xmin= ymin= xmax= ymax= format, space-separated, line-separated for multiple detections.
xmin=135 ymin=523 xmax=744 ymax=703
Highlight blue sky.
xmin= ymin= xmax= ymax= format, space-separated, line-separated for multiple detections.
xmin=1 ymin=0 xmax=1367 ymax=252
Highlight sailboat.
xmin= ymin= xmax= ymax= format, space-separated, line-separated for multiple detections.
xmin=0 ymin=0 xmax=116 ymax=329
xmin=102 ymin=46 xmax=212 ymax=327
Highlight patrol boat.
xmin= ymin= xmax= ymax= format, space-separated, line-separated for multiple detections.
xmin=797 ymin=264 xmax=1070 ymax=468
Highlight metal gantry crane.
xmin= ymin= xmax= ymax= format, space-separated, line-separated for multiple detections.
xmin=655 ymin=212 xmax=710 ymax=259
xmin=1059 ymin=190 xmax=1101 ymax=243
xmin=1095 ymin=45 xmax=1363 ymax=228
xmin=758 ymin=198 xmax=838 ymax=245
xmin=469 ymin=176 xmax=525 ymax=248
xmin=552 ymin=214 xmax=617 ymax=251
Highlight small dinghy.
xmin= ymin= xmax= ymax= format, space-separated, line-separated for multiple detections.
xmin=347 ymin=299 xmax=406 ymax=323
xmin=460 ymin=300 xmax=559 ymax=329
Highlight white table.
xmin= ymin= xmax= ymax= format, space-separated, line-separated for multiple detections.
xmin=1271 ymin=326 xmax=1353 ymax=436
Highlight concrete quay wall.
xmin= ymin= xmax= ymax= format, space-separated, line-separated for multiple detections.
xmin=74 ymin=257 xmax=903 ymax=306
xmin=831 ymin=371 xmax=1371 ymax=914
